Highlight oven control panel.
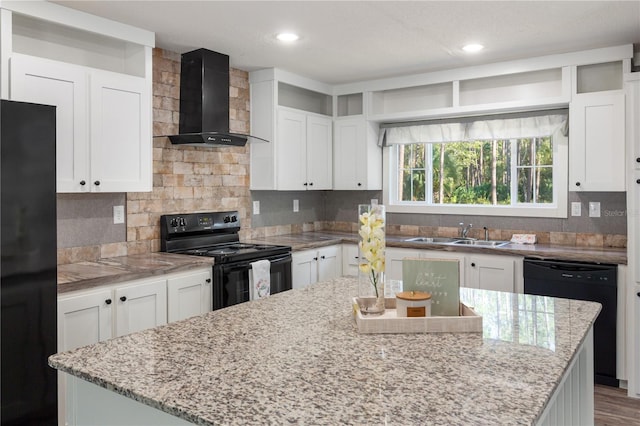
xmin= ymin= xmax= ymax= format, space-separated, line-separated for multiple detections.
xmin=161 ymin=211 xmax=240 ymax=235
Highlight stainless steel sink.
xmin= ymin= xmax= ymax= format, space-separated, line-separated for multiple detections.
xmin=404 ymin=237 xmax=460 ymax=244
xmin=452 ymin=239 xmax=511 ymax=247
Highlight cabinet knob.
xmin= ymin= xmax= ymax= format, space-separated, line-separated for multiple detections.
xmin=80 ymin=180 xmax=86 ymax=186
xmin=303 ymin=182 xmax=308 ymax=186
xmin=313 ymin=257 xmax=318 ymax=261
xmin=94 ymin=180 xmax=101 ymax=186
xmin=206 ymin=278 xmax=211 ymax=283
xmin=636 ymin=179 xmax=640 ymax=185
xmin=575 ymin=182 xmax=581 ymax=187
xmin=105 ymin=299 xmax=112 ymax=305
xmin=321 ymin=255 xmax=326 ymax=259
xmin=471 ymin=263 xmax=476 ymax=267
xmin=637 ymin=292 xmax=640 ymax=297
xmin=120 ymin=296 xmax=127 ymax=302
xmin=636 ymin=158 xmax=640 ymax=163
xmin=357 ymin=183 xmax=362 ymax=187
xmin=309 ymin=182 xmax=313 ymax=186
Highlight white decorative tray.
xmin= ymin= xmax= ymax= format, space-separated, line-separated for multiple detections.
xmin=352 ymin=297 xmax=482 ymax=334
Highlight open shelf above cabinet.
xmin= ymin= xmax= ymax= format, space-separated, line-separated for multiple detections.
xmin=278 ymin=82 xmax=332 ymax=116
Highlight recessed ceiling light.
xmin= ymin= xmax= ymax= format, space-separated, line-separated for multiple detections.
xmin=276 ymin=33 xmax=299 ymax=42
xmin=462 ymin=44 xmax=484 ymax=53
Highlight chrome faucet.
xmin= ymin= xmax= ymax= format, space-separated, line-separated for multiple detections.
xmin=459 ymin=222 xmax=473 ymax=238
xmin=483 ymin=226 xmax=489 ymax=241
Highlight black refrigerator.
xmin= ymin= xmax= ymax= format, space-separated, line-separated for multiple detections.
xmin=1 ymin=100 xmax=57 ymax=424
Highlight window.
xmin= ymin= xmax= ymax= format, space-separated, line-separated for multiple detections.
xmin=383 ymin=111 xmax=568 ymax=217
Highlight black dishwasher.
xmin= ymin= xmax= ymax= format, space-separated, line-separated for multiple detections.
xmin=523 ymin=258 xmax=618 ymax=387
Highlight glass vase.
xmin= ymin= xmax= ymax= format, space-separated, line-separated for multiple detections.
xmin=357 ymin=204 xmax=386 ymax=315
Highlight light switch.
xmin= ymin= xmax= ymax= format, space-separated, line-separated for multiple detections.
xmin=253 ymin=201 xmax=260 ymax=215
xmin=571 ymin=202 xmax=581 ymax=217
xmin=589 ymin=201 xmax=601 ymax=218
xmin=113 ymin=205 xmax=125 ymax=224
xmin=293 ymin=199 xmax=299 ymax=212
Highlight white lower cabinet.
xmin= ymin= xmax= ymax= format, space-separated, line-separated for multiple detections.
xmin=342 ymin=244 xmax=359 ymax=276
xmin=292 ymin=245 xmax=342 ymax=289
xmin=634 ymin=285 xmax=640 ymax=397
xmin=57 ymin=267 xmax=211 ymax=425
xmin=466 ymin=254 xmax=521 ymax=292
xmin=167 ymin=270 xmax=212 ymax=323
xmin=382 ymin=247 xmax=522 ymax=292
xmin=385 ymin=248 xmax=426 ymax=281
xmin=114 ymin=278 xmax=167 ymax=337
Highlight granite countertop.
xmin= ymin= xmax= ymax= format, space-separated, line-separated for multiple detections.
xmin=49 ymin=277 xmax=600 ymax=425
xmin=57 ymin=253 xmax=214 ymax=294
xmin=249 ymin=231 xmax=628 ymax=264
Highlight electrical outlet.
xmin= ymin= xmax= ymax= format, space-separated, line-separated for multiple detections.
xmin=589 ymin=201 xmax=601 ymax=218
xmin=253 ymin=201 xmax=260 ymax=215
xmin=571 ymin=202 xmax=581 ymax=217
xmin=293 ymin=199 xmax=299 ymax=212
xmin=113 ymin=205 xmax=125 ymax=224
xmin=370 ymin=199 xmax=378 ymax=206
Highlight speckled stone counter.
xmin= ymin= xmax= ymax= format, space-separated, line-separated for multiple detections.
xmin=248 ymin=231 xmax=627 ymax=264
xmin=49 ymin=277 xmax=600 ymax=425
xmin=57 ymin=253 xmax=214 ymax=294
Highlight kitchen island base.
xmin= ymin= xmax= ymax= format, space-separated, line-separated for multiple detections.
xmin=65 ymin=375 xmax=192 ymax=426
xmin=63 ymin=325 xmax=595 ymax=426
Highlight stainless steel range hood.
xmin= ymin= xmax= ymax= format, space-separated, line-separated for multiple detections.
xmin=160 ymin=48 xmax=267 ymax=147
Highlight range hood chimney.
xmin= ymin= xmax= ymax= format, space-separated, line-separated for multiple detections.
xmin=165 ymin=48 xmax=267 ymax=147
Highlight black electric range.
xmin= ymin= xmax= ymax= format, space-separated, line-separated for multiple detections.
xmin=160 ymin=211 xmax=292 ymax=310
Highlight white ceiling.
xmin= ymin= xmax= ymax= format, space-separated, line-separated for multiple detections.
xmin=52 ymin=1 xmax=640 ymax=85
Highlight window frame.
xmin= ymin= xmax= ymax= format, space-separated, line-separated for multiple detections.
xmin=383 ymin=126 xmax=568 ymax=218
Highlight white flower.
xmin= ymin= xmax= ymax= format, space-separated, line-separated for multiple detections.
xmin=358 ymin=206 xmax=385 ymax=296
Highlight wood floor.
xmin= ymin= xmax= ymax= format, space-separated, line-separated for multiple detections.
xmin=595 ymin=384 xmax=640 ymax=425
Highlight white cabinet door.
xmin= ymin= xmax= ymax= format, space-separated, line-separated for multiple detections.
xmin=633 ymin=285 xmax=640 ymax=397
xmin=277 ymin=108 xmax=307 ymax=190
xmin=167 ymin=269 xmax=212 ymax=323
xmin=114 ymin=279 xmax=167 ymax=337
xmin=385 ymin=248 xmax=423 ymax=281
xmin=90 ymin=70 xmax=152 ymax=192
xmin=627 ymin=80 xmax=640 ymax=170
xmin=333 ymin=118 xmax=382 ymax=190
xmin=57 ymin=289 xmax=113 ymax=426
xmin=466 ymin=254 xmax=515 ymax=292
xmin=57 ymin=289 xmax=114 ymax=351
xmin=306 ymin=114 xmax=332 ymax=190
xmin=10 ymin=54 xmax=89 ymax=193
xmin=292 ymin=249 xmax=318 ymax=289
xmin=570 ymin=91 xmax=625 ymax=191
xmin=317 ymin=245 xmax=342 ymax=282
xmin=334 ymin=118 xmax=364 ymax=190
xmin=342 ymin=244 xmax=359 ymax=276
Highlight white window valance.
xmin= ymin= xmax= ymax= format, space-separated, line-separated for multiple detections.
xmin=379 ymin=110 xmax=568 ymax=146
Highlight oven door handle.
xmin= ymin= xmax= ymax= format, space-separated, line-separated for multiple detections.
xmin=221 ymin=254 xmax=291 ymax=271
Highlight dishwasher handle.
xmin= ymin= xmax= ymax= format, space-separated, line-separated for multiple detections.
xmin=524 ymin=258 xmax=616 ymax=273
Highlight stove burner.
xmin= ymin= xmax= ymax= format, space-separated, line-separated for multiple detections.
xmin=206 ymin=248 xmax=237 ymax=255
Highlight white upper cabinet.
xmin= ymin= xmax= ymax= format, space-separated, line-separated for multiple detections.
xmin=570 ymin=91 xmax=625 ymax=192
xmin=10 ymin=54 xmax=88 ymax=192
xmin=333 ymin=117 xmax=381 ymax=190
xmin=1 ymin=2 xmax=154 ymax=193
xmin=250 ymin=71 xmax=333 ymax=191
xmin=276 ymin=108 xmax=332 ymax=190
xmin=90 ymin=69 xmax=151 ymax=192
xmin=569 ymin=62 xmax=626 ymax=192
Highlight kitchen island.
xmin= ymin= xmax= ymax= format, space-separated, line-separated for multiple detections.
xmin=49 ymin=277 xmax=600 ymax=425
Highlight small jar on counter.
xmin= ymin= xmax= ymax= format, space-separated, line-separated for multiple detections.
xmin=396 ymin=291 xmax=432 ymax=317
